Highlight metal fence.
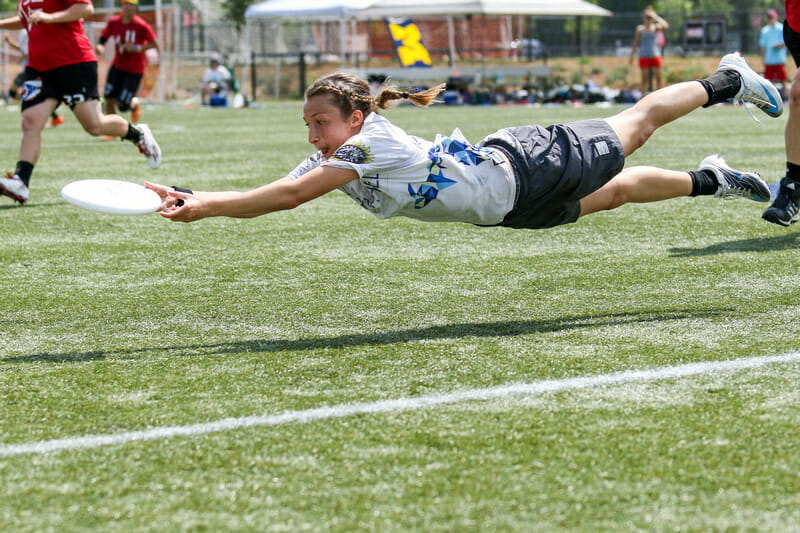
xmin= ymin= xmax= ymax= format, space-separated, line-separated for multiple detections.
xmin=0 ymin=7 xmax=783 ymax=103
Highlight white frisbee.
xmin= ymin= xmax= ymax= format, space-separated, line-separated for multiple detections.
xmin=61 ymin=179 xmax=161 ymax=215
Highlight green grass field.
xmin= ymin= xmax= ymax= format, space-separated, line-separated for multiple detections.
xmin=1 ymin=100 xmax=799 ymax=531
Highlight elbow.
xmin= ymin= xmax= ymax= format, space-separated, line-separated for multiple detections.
xmin=280 ymin=194 xmax=304 ymax=211
xmin=84 ymin=4 xmax=94 ymax=16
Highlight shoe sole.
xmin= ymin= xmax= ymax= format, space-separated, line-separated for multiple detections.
xmin=0 ymin=184 xmax=27 ymax=205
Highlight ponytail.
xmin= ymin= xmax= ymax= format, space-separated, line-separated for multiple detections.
xmin=375 ymin=82 xmax=447 ymax=110
xmin=306 ymin=72 xmax=446 ymax=117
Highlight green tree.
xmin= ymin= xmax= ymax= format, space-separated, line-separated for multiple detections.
xmin=223 ymin=0 xmax=256 ymax=34
xmin=0 ymin=0 xmax=16 ymax=14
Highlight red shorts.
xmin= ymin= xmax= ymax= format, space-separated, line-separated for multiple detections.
xmin=764 ymin=64 xmax=788 ymax=83
xmin=638 ymin=56 xmax=663 ymax=69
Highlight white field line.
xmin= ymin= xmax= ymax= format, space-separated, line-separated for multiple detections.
xmin=2 ymin=352 xmax=799 ymax=458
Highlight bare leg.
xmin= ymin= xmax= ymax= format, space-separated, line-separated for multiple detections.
xmin=105 ymin=97 xmax=118 ymax=116
xmin=72 ymin=99 xmax=129 ymax=137
xmin=653 ymin=67 xmax=664 ymax=90
xmin=604 ymin=81 xmax=708 ymax=156
xmin=19 ymin=99 xmax=58 ymax=164
xmin=786 ymin=69 xmax=800 ymax=166
xmin=579 ymin=166 xmax=692 ymax=218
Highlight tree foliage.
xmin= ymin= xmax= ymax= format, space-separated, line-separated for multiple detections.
xmin=222 ymin=0 xmax=256 ymax=33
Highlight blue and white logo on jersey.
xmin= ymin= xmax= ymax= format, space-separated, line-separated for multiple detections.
xmin=332 ymin=141 xmax=373 ymax=164
xmin=409 ymin=135 xmax=493 ymax=209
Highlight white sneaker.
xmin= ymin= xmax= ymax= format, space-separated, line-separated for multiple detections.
xmin=717 ymin=52 xmax=783 ymax=118
xmin=0 ymin=173 xmax=29 ymax=204
xmin=699 ymin=154 xmax=770 ymax=202
xmin=136 ymin=124 xmax=161 ymax=169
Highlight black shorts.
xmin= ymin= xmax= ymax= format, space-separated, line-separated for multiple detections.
xmin=784 ymin=21 xmax=800 ymax=68
xmin=21 ymin=61 xmax=100 ymax=111
xmin=481 ymin=119 xmax=625 ymax=229
xmin=103 ymin=65 xmax=143 ymax=111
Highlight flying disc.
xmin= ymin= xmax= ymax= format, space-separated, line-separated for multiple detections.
xmin=61 ymin=179 xmax=161 ymax=215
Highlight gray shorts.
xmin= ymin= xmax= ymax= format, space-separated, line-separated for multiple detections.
xmin=480 ymin=118 xmax=625 ymax=229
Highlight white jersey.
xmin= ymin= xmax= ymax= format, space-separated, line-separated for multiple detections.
xmin=203 ymin=65 xmax=231 ymax=95
xmin=288 ymin=113 xmax=516 ymax=225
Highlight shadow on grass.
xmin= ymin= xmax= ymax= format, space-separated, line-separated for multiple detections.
xmin=669 ymin=232 xmax=800 ymax=256
xmin=5 ymin=308 xmax=725 ymax=363
xmin=0 ymin=202 xmax=61 ymax=211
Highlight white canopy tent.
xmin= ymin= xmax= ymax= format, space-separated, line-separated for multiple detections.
xmin=360 ymin=0 xmax=611 ymax=18
xmin=245 ymin=0 xmax=373 ymax=20
xmin=242 ymin=0 xmax=612 ymax=98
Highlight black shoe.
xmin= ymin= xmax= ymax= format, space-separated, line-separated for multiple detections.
xmin=762 ymin=177 xmax=800 ymax=226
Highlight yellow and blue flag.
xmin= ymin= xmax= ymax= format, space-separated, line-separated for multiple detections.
xmin=385 ymin=18 xmax=432 ymax=68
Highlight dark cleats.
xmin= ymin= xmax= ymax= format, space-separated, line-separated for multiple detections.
xmin=762 ymin=177 xmax=800 ymax=226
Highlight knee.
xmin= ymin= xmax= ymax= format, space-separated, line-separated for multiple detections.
xmin=625 ymin=119 xmax=656 ymax=153
xmin=20 ymin=113 xmax=44 ymax=134
xmin=82 ymin=122 xmax=104 ymax=137
xmin=603 ymin=180 xmax=630 ymax=211
xmin=607 ymin=186 xmax=629 ymax=210
xmin=789 ymin=82 xmax=800 ymax=110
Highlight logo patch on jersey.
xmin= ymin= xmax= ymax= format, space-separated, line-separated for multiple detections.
xmin=408 ymin=174 xmax=457 ymax=209
xmin=20 ymin=78 xmax=42 ymax=102
xmin=332 ymin=141 xmax=373 ymax=164
xmin=409 ymin=135 xmax=492 ymax=209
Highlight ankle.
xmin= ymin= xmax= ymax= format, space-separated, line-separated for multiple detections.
xmin=699 ymin=71 xmax=741 ymax=108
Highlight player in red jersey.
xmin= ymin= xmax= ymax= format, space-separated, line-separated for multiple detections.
xmin=95 ymin=0 xmax=158 ymax=124
xmin=0 ymin=0 xmax=161 ymax=206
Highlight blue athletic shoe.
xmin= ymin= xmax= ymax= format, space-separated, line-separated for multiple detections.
xmin=717 ymin=52 xmax=783 ymax=118
xmin=699 ymin=154 xmax=770 ymax=202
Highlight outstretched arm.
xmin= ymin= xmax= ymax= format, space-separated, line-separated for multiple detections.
xmin=146 ymin=164 xmax=358 ymax=223
xmin=630 ymin=26 xmax=642 ymax=63
xmin=0 ymin=16 xmax=24 ymax=30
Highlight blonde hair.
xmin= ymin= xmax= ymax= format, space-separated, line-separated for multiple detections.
xmin=305 ymin=72 xmax=446 ymax=118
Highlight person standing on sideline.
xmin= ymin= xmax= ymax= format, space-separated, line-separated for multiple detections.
xmin=630 ymin=6 xmax=669 ymax=93
xmin=759 ymin=8 xmax=788 ymax=100
xmin=95 ymin=0 xmax=158 ymax=126
xmin=3 ymin=31 xmax=64 ymax=128
xmin=764 ymin=0 xmax=800 ymax=225
xmin=0 ymin=0 xmax=161 ymax=206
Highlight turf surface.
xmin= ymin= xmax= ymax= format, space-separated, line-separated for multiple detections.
xmin=0 ymin=101 xmax=798 ymax=531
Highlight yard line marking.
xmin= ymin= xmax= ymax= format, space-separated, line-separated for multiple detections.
xmin=1 ymin=352 xmax=798 ymax=457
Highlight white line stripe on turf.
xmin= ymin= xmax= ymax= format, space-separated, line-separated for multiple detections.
xmin=2 ymin=352 xmax=799 ymax=457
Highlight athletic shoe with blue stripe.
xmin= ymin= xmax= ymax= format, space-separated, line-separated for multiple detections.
xmin=718 ymin=52 xmax=783 ymax=118
xmin=699 ymin=154 xmax=770 ymax=202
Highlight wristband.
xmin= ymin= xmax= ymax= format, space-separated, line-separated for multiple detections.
xmin=171 ymin=185 xmax=193 ymax=207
